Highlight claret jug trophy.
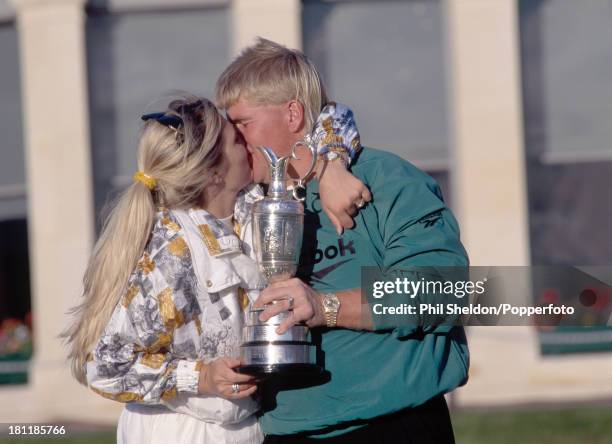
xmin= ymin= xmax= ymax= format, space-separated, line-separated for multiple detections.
xmin=238 ymin=141 xmax=322 ymax=376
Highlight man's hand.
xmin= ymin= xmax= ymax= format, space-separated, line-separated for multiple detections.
xmin=318 ymin=160 xmax=372 ymax=235
xmin=254 ymin=278 xmax=326 ymax=334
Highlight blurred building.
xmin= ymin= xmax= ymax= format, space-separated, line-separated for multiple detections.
xmin=0 ymin=0 xmax=611 ymax=424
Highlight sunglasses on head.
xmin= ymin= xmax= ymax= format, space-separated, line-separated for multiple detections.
xmin=141 ymin=112 xmax=184 ymax=130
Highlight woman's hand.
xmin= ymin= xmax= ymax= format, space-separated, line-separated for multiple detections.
xmin=318 ymin=160 xmax=371 ymax=235
xmin=254 ymin=278 xmax=326 ymax=334
xmin=197 ymin=357 xmax=257 ymax=400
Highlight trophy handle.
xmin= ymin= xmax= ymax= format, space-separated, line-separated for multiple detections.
xmin=290 ymin=139 xmax=317 ymax=202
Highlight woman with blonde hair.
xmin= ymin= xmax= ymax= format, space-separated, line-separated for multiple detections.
xmin=63 ymin=95 xmax=265 ymax=443
xmin=63 ymin=93 xmax=365 ymax=443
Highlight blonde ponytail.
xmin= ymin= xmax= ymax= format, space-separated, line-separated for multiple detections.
xmin=64 ymin=183 xmax=154 ymax=384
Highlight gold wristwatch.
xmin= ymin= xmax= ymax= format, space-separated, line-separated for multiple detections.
xmin=322 ymin=292 xmax=341 ymax=327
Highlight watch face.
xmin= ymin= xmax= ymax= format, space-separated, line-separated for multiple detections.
xmin=324 ymin=294 xmax=340 ymax=310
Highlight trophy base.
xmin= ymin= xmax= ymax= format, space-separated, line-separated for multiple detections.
xmin=236 ymin=363 xmax=322 ymax=378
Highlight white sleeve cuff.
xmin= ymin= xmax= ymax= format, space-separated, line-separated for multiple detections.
xmin=175 ymin=360 xmax=201 ymax=394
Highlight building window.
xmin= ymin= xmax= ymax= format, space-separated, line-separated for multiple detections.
xmin=520 ymin=0 xmax=612 ymax=354
xmin=520 ymin=0 xmax=612 ymax=265
xmin=0 ymin=219 xmax=32 ymax=384
xmin=302 ymin=0 xmax=451 ymax=202
xmin=0 ymin=16 xmax=31 ymax=383
xmin=86 ymin=2 xmax=231 ymax=225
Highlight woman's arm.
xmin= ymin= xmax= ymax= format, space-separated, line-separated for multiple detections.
xmin=318 ymin=160 xmax=372 ymax=233
xmin=312 ymin=102 xmax=371 ymax=234
xmin=86 ymin=287 xmax=202 ymax=404
xmin=86 ymin=234 xmax=254 ymax=404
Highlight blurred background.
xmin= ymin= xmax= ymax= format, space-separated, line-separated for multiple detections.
xmin=0 ymin=0 xmax=611 ymax=442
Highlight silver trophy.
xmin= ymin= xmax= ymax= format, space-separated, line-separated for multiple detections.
xmin=238 ymin=141 xmax=322 ymax=376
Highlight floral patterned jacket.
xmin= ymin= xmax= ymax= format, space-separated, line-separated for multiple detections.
xmin=86 ymin=185 xmax=265 ymax=424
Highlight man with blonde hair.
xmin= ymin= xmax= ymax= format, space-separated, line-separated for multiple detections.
xmin=216 ymin=38 xmax=370 ymax=234
xmin=216 ymin=38 xmax=469 ymax=443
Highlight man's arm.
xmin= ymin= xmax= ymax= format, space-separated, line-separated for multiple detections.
xmin=256 ymin=157 xmax=468 ymax=335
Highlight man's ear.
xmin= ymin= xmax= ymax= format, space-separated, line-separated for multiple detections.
xmin=287 ymin=100 xmax=305 ymax=134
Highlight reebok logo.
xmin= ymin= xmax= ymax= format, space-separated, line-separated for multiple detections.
xmin=314 ymin=238 xmax=356 ymax=264
xmin=311 ymin=258 xmax=354 ymax=283
xmin=418 ymin=210 xmax=443 ymax=228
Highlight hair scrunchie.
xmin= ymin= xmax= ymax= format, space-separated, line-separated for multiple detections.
xmin=133 ymin=171 xmax=157 ymax=190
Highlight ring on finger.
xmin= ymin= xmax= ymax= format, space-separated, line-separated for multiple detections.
xmin=287 ymin=296 xmax=295 ymax=310
xmin=356 ymin=199 xmax=365 ymax=208
xmin=232 ymin=383 xmax=240 ymax=394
